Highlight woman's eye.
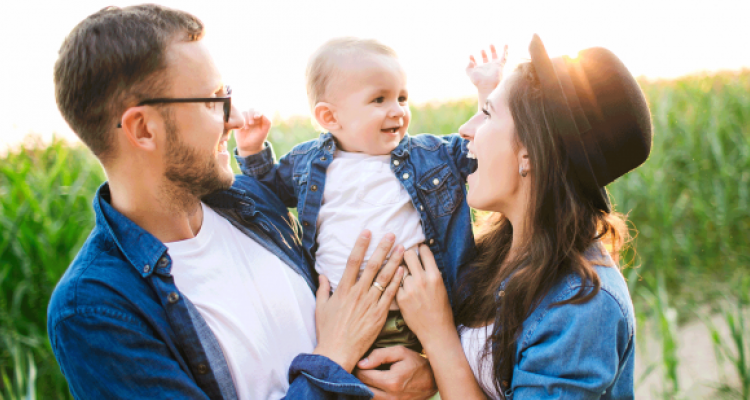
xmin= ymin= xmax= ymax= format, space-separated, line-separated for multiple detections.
xmin=373 ymin=97 xmax=385 ymax=104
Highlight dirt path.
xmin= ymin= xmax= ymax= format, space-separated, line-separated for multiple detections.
xmin=635 ymin=311 xmax=743 ymax=399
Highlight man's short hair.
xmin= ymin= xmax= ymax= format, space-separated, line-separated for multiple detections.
xmin=305 ymin=37 xmax=398 ymax=111
xmin=54 ymin=4 xmax=204 ymax=162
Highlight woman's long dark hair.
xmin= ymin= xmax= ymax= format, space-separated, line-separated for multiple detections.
xmin=453 ymin=62 xmax=630 ymax=396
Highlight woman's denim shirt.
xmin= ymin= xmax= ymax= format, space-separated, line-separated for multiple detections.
xmin=47 ymin=177 xmax=375 ymax=399
xmin=493 ymin=244 xmax=636 ymax=399
xmin=237 ymin=132 xmax=477 ymax=301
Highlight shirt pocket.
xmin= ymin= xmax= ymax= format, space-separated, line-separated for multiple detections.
xmin=417 ymin=164 xmax=462 ymax=218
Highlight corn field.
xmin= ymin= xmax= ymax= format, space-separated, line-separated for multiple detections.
xmin=1 ymin=70 xmax=749 ymax=399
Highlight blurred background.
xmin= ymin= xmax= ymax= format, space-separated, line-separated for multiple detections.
xmin=1 ymin=0 xmax=749 ymax=399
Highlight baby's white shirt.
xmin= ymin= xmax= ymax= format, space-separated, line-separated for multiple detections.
xmin=315 ymin=150 xmax=426 ymax=296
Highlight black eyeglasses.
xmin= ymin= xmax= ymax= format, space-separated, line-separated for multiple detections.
xmin=117 ymin=86 xmax=232 ymax=128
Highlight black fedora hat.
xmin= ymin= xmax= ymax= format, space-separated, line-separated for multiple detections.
xmin=528 ymin=34 xmax=652 ymax=212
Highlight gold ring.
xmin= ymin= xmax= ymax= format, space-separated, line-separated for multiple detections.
xmin=372 ymin=282 xmax=385 ymax=292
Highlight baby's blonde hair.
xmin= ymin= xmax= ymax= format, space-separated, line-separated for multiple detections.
xmin=306 ymin=37 xmax=398 ymax=112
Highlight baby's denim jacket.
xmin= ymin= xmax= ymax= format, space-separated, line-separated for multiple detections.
xmin=236 ymin=132 xmax=477 ymax=300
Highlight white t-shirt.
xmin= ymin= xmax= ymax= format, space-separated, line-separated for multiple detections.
xmin=166 ymin=203 xmax=317 ymax=400
xmin=460 ymin=324 xmax=501 ymax=399
xmin=315 ymin=151 xmax=426 ymax=294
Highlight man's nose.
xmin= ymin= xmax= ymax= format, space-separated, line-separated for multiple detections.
xmin=459 ymin=112 xmax=482 ymax=140
xmin=226 ymin=103 xmax=244 ymax=130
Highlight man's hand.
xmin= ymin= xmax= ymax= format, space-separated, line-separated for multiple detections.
xmin=465 ymin=44 xmax=508 ymax=98
xmin=355 ymin=346 xmax=437 ymax=400
xmin=236 ymin=108 xmax=272 ymax=157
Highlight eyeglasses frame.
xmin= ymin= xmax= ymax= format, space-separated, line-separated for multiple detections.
xmin=116 ymin=86 xmax=232 ymax=128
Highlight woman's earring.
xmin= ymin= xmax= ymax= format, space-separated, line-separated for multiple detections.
xmin=519 ymin=165 xmax=528 ymax=177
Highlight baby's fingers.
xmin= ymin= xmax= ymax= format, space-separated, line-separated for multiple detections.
xmin=490 ymin=44 xmax=498 ymax=60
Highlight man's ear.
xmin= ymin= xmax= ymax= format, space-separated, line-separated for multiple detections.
xmin=313 ymin=102 xmax=341 ymax=132
xmin=120 ymin=106 xmax=159 ymax=152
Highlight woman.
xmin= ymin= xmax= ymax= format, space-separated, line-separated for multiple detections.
xmin=367 ymin=35 xmax=651 ymax=399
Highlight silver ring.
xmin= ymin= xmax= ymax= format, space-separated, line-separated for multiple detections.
xmin=372 ymin=281 xmax=385 ymax=292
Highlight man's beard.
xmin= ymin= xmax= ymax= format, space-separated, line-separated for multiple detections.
xmin=162 ymin=112 xmax=234 ymax=206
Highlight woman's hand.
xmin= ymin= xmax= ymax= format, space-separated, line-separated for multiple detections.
xmin=313 ymin=231 xmax=405 ymax=373
xmin=397 ymin=245 xmax=488 ymax=400
xmin=465 ymin=44 xmax=508 ymax=98
xmin=396 ymin=245 xmax=455 ymax=350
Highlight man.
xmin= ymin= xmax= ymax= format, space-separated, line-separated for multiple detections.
xmin=48 ymin=4 xmax=435 ymax=399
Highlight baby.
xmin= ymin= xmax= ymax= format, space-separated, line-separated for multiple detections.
xmin=235 ymin=38 xmax=484 ymax=354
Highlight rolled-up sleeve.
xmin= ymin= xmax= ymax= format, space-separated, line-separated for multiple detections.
xmin=286 ymin=354 xmax=373 ymax=399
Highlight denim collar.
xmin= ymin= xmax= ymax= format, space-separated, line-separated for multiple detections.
xmin=94 ymin=183 xmax=169 ymax=278
xmin=317 ymin=131 xmax=412 ymax=158
xmin=94 ymin=183 xmax=258 ymax=278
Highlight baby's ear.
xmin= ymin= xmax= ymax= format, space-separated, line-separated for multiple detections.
xmin=313 ymin=102 xmax=340 ymax=132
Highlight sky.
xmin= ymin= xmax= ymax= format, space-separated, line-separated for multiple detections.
xmin=1 ymin=0 xmax=749 ymax=150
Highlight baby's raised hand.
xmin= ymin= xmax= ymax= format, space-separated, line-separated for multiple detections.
xmin=465 ymin=44 xmax=508 ymax=95
xmin=236 ymin=109 xmax=272 ymax=157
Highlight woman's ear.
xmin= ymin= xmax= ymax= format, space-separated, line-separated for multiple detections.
xmin=313 ymin=102 xmax=341 ymax=132
xmin=518 ymin=146 xmax=530 ymax=174
xmin=120 ymin=106 xmax=158 ymax=152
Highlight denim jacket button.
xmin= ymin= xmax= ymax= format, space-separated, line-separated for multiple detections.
xmin=429 ymin=238 xmax=435 ymax=245
xmin=393 ymin=160 xmax=400 ymax=166
xmin=498 ymin=290 xmax=505 ymax=297
xmin=158 ymin=257 xmax=168 ymax=267
xmin=311 ymin=185 xmax=318 ymax=191
xmin=197 ymin=363 xmax=209 ymax=374
xmin=303 ymin=221 xmax=309 ymax=227
xmin=167 ymin=292 xmax=180 ymax=304
xmin=320 ymin=156 xmax=327 ymax=161
xmin=143 ymin=265 xmax=150 ymax=273
xmin=402 ymin=173 xmax=410 ymax=180
xmin=433 ymin=178 xmax=440 ymax=186
xmin=419 ymin=205 xmax=424 ymax=211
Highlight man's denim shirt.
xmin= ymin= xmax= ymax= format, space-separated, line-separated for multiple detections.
xmin=483 ymin=243 xmax=636 ymax=399
xmin=237 ymin=132 xmax=477 ymax=300
xmin=47 ymin=177 xmax=374 ymax=399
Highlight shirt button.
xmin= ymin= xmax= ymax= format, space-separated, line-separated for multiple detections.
xmin=143 ymin=264 xmax=150 ymax=273
xmin=158 ymin=257 xmax=168 ymax=267
xmin=197 ymin=364 xmax=209 ymax=375
xmin=320 ymin=156 xmax=327 ymax=161
xmin=433 ymin=178 xmax=440 ymax=186
xmin=311 ymin=185 xmax=318 ymax=191
xmin=402 ymin=173 xmax=410 ymax=180
xmin=393 ymin=160 xmax=400 ymax=166
xmin=429 ymin=238 xmax=435 ymax=245
xmin=167 ymin=292 xmax=180 ymax=304
xmin=419 ymin=205 xmax=424 ymax=212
